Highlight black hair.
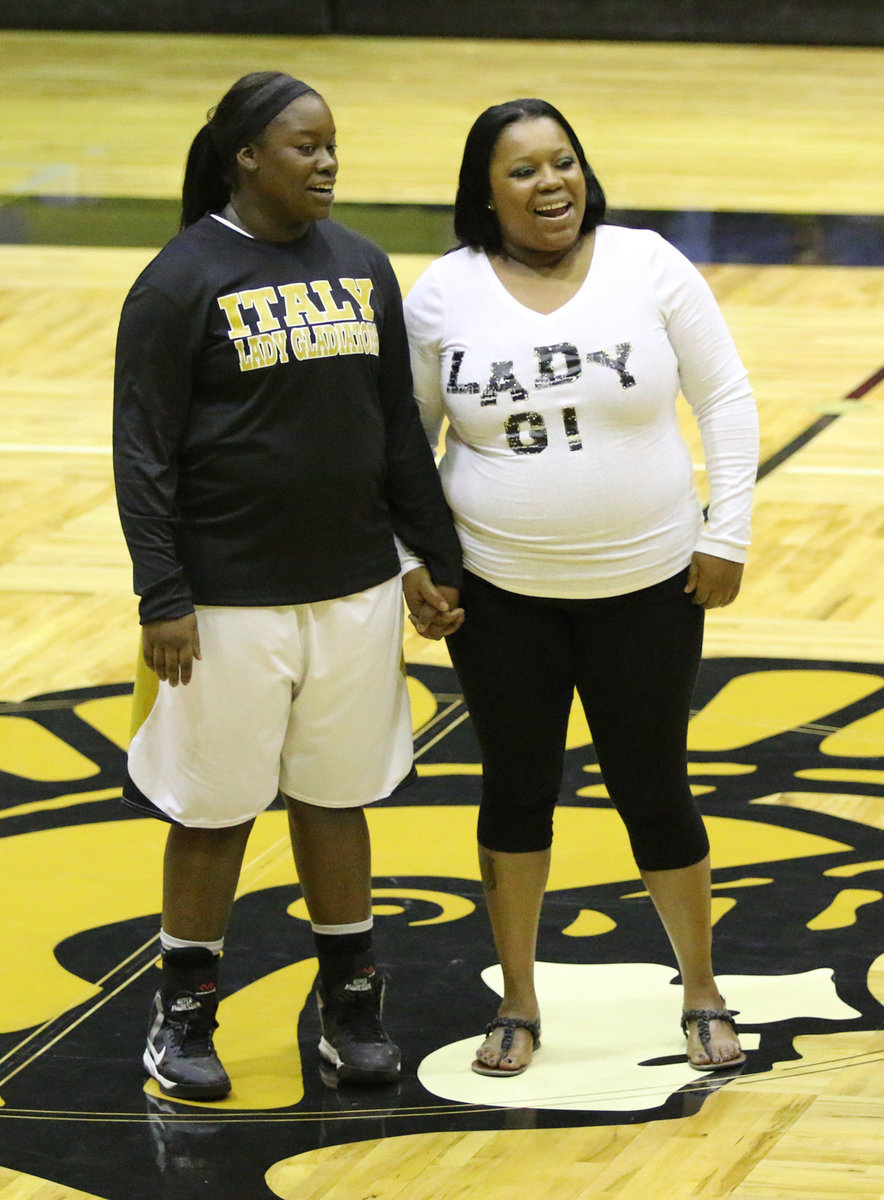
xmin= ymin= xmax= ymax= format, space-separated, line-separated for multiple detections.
xmin=180 ymin=71 xmax=315 ymax=229
xmin=453 ymin=98 xmax=606 ymax=253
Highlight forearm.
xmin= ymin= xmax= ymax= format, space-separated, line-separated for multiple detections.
xmin=695 ymin=391 xmax=759 ymax=560
xmin=113 ymin=450 xmax=192 ymax=622
xmin=113 ymin=280 xmax=196 ymax=622
xmin=384 ymin=433 xmax=462 ymax=588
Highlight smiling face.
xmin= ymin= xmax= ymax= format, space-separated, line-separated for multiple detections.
xmin=233 ymin=91 xmax=337 ymax=241
xmin=488 ymin=116 xmax=587 ymax=262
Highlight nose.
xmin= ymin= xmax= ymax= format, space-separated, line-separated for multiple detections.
xmin=536 ymin=163 xmax=559 ymax=188
xmin=317 ymin=146 xmax=337 ymax=173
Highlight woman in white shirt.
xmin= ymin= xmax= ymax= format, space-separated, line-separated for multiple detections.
xmin=404 ymin=98 xmax=758 ymax=1078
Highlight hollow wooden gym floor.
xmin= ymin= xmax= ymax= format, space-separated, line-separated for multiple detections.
xmin=0 ymin=29 xmax=882 ymax=1200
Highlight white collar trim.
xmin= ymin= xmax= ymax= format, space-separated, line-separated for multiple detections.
xmin=211 ymin=213 xmax=254 ymax=239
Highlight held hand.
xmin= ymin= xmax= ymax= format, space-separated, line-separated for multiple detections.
xmin=402 ymin=567 xmax=465 ymax=640
xmin=142 ymin=613 xmax=201 ymax=685
xmin=684 ymin=552 xmax=744 ymax=609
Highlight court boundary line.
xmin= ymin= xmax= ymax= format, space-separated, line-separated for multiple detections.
xmin=756 ymin=364 xmax=884 ymax=481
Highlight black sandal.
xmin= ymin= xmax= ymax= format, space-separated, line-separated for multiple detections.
xmin=471 ymin=1016 xmax=541 ymax=1077
xmin=681 ymin=1002 xmax=746 ymax=1071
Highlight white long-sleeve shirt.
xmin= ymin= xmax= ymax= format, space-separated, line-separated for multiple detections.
xmin=404 ymin=225 xmax=759 ymax=598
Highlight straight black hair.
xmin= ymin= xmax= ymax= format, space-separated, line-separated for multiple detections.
xmin=453 ymin=98 xmax=606 ymax=252
xmin=180 ymin=71 xmax=315 ymax=229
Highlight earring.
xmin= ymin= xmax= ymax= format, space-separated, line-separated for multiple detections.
xmin=487 ymin=203 xmax=494 ymax=211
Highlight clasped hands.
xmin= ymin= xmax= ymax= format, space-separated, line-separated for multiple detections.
xmin=402 ymin=566 xmax=464 ymax=640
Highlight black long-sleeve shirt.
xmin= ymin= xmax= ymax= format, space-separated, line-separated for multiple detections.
xmin=113 ymin=216 xmax=461 ymax=622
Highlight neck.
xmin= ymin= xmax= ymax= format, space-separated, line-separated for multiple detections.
xmin=223 ymin=199 xmax=310 ymax=244
xmin=497 ymin=232 xmax=587 ymax=274
xmin=221 ymin=203 xmax=250 ymax=233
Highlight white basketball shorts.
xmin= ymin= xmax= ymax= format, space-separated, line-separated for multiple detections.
xmin=126 ymin=575 xmax=413 ymax=827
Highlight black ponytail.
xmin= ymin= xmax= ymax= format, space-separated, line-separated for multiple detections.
xmin=180 ymin=124 xmax=230 ymax=229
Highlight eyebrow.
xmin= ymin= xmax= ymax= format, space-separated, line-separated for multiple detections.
xmin=503 ymin=146 xmax=575 ymax=164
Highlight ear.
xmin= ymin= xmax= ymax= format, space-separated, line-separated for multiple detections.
xmin=235 ymin=143 xmax=259 ymax=173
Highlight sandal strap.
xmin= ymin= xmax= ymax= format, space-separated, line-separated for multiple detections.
xmin=485 ymin=1016 xmax=541 ymax=1051
xmin=681 ymin=1007 xmax=739 ymax=1051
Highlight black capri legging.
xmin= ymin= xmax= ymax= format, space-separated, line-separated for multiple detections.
xmin=446 ymin=567 xmax=709 ymax=872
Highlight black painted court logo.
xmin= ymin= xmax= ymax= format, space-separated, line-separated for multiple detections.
xmin=0 ymin=657 xmax=881 ymax=1200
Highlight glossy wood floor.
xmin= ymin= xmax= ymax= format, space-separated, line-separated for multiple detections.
xmin=0 ymin=29 xmax=882 ymax=1200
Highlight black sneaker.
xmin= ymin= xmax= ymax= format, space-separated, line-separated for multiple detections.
xmin=316 ymin=969 xmax=401 ymax=1084
xmin=143 ymin=958 xmax=231 ymax=1101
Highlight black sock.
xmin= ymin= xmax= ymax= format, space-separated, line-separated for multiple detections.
xmin=313 ymin=929 xmax=374 ymax=994
xmin=162 ymin=946 xmax=217 ymax=972
xmin=161 ymin=946 xmax=219 ymax=999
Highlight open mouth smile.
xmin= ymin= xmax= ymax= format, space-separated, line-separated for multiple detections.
xmin=534 ymin=200 xmax=572 ymax=218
